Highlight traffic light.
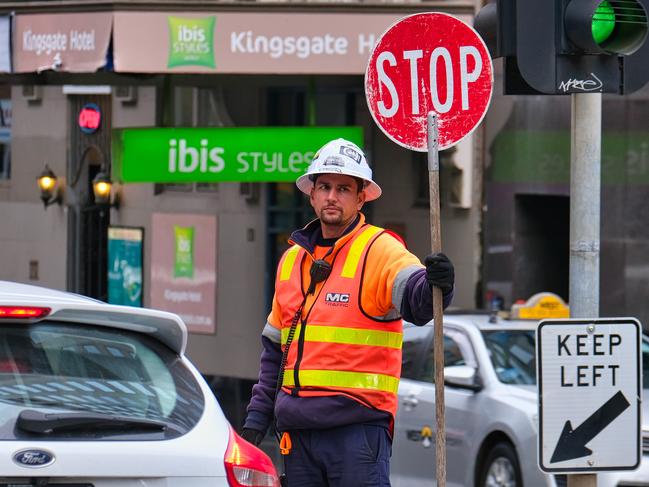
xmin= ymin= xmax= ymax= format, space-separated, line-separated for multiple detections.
xmin=475 ymin=0 xmax=649 ymax=95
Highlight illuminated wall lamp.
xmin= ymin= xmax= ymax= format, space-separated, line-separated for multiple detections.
xmin=92 ymin=170 xmax=120 ymax=209
xmin=36 ymin=166 xmax=120 ymax=210
xmin=36 ymin=165 xmax=63 ymax=208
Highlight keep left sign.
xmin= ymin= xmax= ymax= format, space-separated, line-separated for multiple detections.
xmin=365 ymin=12 xmax=493 ymax=151
xmin=537 ymin=318 xmax=642 ymax=473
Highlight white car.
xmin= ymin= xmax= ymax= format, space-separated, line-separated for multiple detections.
xmin=391 ymin=305 xmax=649 ymax=487
xmin=0 ymin=280 xmax=279 ymax=487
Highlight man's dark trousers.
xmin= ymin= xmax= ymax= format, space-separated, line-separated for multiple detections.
xmin=283 ymin=423 xmax=392 ymax=487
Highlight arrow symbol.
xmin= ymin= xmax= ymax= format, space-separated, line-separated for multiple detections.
xmin=550 ymin=391 xmax=630 ymax=463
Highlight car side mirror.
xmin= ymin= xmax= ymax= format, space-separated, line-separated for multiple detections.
xmin=444 ymin=365 xmax=482 ymax=391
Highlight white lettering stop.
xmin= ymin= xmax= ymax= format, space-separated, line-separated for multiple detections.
xmin=376 ymin=46 xmax=483 ymax=117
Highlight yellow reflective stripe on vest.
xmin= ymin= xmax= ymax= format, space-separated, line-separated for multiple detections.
xmin=341 ymin=226 xmax=382 ymax=278
xmin=283 ymin=369 xmax=399 ymax=394
xmin=279 ymin=246 xmax=300 ymax=281
xmin=281 ymin=324 xmax=402 ymax=349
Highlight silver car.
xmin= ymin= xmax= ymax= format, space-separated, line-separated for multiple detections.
xmin=0 ymin=280 xmax=280 ymax=486
xmin=391 ymin=311 xmax=649 ymax=487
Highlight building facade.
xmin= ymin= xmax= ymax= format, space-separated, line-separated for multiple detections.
xmin=0 ymin=0 xmax=485 ymax=425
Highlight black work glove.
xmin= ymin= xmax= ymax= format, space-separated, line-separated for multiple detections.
xmin=241 ymin=428 xmax=265 ymax=446
xmin=424 ymin=253 xmax=455 ymax=294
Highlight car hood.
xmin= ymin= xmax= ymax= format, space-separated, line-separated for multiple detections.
xmin=497 ymin=384 xmax=538 ymax=405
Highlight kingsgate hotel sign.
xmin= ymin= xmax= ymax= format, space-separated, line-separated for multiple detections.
xmin=14 ymin=13 xmax=112 ymax=73
xmin=11 ymin=11 xmax=472 ymax=74
xmin=113 ymin=11 xmax=471 ymax=74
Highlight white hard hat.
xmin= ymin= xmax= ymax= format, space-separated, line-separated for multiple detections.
xmin=296 ymin=138 xmax=382 ymax=201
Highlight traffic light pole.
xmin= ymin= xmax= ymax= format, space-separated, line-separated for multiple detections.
xmin=567 ymin=92 xmax=601 ymax=487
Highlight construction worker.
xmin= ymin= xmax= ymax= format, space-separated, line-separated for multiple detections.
xmin=242 ymin=138 xmax=454 ymax=487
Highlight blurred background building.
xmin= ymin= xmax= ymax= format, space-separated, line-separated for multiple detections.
xmin=0 ymin=0 xmax=648 ymax=430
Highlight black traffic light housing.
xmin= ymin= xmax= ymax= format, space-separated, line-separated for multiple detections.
xmin=475 ymin=0 xmax=649 ymax=95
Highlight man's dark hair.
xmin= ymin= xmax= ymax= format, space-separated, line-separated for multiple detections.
xmin=310 ymin=174 xmax=365 ymax=193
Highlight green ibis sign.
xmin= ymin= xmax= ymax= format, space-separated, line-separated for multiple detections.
xmin=113 ymin=126 xmax=363 ymax=183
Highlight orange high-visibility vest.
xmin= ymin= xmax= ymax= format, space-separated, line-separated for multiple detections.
xmin=275 ymin=224 xmax=403 ymax=420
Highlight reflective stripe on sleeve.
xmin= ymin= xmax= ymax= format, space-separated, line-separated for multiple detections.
xmin=279 ymin=246 xmax=300 ymax=281
xmin=340 ymin=226 xmax=383 ymax=278
xmin=282 ymin=369 xmax=399 ymax=394
xmin=392 ymin=264 xmax=424 ymax=312
xmin=262 ymin=322 xmax=282 ymax=343
xmin=281 ymin=324 xmax=401 ymax=349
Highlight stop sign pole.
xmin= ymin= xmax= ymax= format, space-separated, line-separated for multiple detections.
xmin=427 ymin=111 xmax=446 ymax=487
xmin=365 ymin=13 xmax=493 ymax=487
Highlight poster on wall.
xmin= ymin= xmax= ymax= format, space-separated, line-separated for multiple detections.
xmin=150 ymin=213 xmax=217 ymax=334
xmin=107 ymin=226 xmax=144 ymax=307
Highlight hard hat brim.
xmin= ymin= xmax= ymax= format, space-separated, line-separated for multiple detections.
xmin=296 ymin=171 xmax=382 ymax=202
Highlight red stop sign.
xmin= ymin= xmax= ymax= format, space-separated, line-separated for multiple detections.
xmin=365 ymin=13 xmax=493 ymax=151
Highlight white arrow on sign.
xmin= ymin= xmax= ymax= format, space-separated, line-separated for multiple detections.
xmin=550 ymin=390 xmax=630 ymax=463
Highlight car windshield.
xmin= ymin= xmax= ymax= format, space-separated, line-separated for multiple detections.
xmin=0 ymin=321 xmax=204 ymax=440
xmin=482 ymin=329 xmax=537 ymax=385
xmin=484 ymin=329 xmax=649 ymax=388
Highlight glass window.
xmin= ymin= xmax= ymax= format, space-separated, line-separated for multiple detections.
xmin=401 ymin=326 xmax=432 ymax=380
xmin=412 ymin=147 xmax=456 ymax=208
xmin=420 ymin=335 xmax=468 ymax=383
xmin=0 ymin=97 xmax=11 ymax=180
xmin=402 ymin=328 xmax=470 ymax=384
xmin=642 ymin=337 xmax=649 ymax=389
xmin=482 ymin=329 xmax=537 ymax=385
xmin=0 ymin=322 xmax=204 ymax=440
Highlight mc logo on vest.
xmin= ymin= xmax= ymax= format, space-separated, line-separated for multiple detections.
xmin=325 ymin=292 xmax=350 ymax=307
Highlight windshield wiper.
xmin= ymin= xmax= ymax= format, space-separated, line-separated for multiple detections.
xmin=16 ymin=409 xmax=168 ymax=434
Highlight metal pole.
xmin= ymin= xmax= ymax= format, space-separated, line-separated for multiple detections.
xmin=569 ymin=92 xmax=601 ymax=319
xmin=567 ymin=92 xmax=601 ymax=487
xmin=428 ymin=111 xmax=446 ymax=487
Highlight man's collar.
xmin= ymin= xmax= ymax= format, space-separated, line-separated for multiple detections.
xmin=289 ymin=213 xmax=365 ymax=254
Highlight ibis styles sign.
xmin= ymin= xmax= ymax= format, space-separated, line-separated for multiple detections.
xmin=113 ymin=126 xmax=363 ymax=183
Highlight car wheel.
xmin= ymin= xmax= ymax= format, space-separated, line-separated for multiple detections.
xmin=478 ymin=441 xmax=522 ymax=487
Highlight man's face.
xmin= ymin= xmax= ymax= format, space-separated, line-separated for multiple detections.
xmin=310 ymin=173 xmax=366 ymax=237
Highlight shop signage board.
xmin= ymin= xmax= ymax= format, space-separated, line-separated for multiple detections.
xmin=150 ymin=213 xmax=217 ymax=335
xmin=365 ymin=12 xmax=493 ymax=151
xmin=13 ymin=11 xmax=474 ymax=75
xmin=537 ymin=318 xmax=641 ymax=473
xmin=13 ymin=12 xmax=112 ymax=73
xmin=78 ymin=103 xmax=101 ymax=134
xmin=112 ymin=12 xmax=470 ymax=75
xmin=107 ymin=226 xmax=143 ymax=307
xmin=113 ymin=126 xmax=363 ymax=183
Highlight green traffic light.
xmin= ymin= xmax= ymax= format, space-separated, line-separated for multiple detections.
xmin=592 ymin=0 xmax=616 ymax=45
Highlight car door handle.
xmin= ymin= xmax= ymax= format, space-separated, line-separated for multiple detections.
xmin=406 ymin=426 xmax=433 ymax=448
xmin=402 ymin=395 xmax=419 ymax=409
